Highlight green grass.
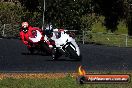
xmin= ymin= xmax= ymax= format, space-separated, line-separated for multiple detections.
xmin=91 ymin=33 xmax=129 ymax=47
xmin=0 ymin=73 xmax=132 ymax=88
xmin=76 ymin=32 xmax=132 ymax=47
xmin=91 ymin=16 xmax=128 ymax=34
xmin=76 ymin=16 xmax=132 ymax=47
xmin=91 ymin=16 xmax=107 ymax=33
xmin=115 ymin=21 xmax=128 ymax=34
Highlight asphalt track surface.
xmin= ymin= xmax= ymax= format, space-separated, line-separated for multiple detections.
xmin=0 ymin=39 xmax=132 ymax=72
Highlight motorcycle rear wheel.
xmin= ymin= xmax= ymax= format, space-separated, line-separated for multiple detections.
xmin=52 ymin=48 xmax=62 ymax=60
xmin=28 ymin=47 xmax=35 ymax=54
xmin=41 ymin=43 xmax=52 ymax=55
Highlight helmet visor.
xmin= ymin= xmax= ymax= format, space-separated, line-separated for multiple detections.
xmin=22 ymin=27 xmax=28 ymax=32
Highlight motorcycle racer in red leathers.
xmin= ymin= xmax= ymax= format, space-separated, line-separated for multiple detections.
xmin=19 ymin=22 xmax=52 ymax=54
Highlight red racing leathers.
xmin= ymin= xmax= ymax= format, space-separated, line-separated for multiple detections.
xmin=20 ymin=26 xmax=54 ymax=49
xmin=20 ymin=26 xmax=44 ymax=48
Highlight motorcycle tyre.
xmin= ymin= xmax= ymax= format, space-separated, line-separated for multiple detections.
xmin=52 ymin=48 xmax=62 ymax=60
xmin=65 ymin=45 xmax=82 ymax=61
xmin=41 ymin=43 xmax=52 ymax=55
xmin=28 ymin=47 xmax=35 ymax=54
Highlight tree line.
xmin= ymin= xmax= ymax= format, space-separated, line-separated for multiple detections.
xmin=1 ymin=0 xmax=132 ymax=35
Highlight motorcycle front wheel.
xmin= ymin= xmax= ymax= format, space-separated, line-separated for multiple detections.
xmin=65 ymin=45 xmax=82 ymax=61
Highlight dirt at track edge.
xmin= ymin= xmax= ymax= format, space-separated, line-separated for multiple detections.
xmin=0 ymin=73 xmax=78 ymax=80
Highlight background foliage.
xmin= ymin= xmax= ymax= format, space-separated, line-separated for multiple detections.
xmin=0 ymin=0 xmax=132 ymax=35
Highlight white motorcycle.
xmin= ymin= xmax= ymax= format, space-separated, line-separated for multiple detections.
xmin=51 ymin=28 xmax=81 ymax=60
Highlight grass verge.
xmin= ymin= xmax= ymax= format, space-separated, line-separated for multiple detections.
xmin=0 ymin=72 xmax=131 ymax=88
xmin=76 ymin=32 xmax=132 ymax=47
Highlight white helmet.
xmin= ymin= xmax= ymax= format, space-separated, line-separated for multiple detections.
xmin=22 ymin=22 xmax=29 ymax=28
xmin=21 ymin=22 xmax=29 ymax=33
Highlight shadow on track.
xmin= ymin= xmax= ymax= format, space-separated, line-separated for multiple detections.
xmin=45 ymin=58 xmax=82 ymax=62
xmin=21 ymin=52 xmax=50 ymax=56
xmin=21 ymin=52 xmax=82 ymax=62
